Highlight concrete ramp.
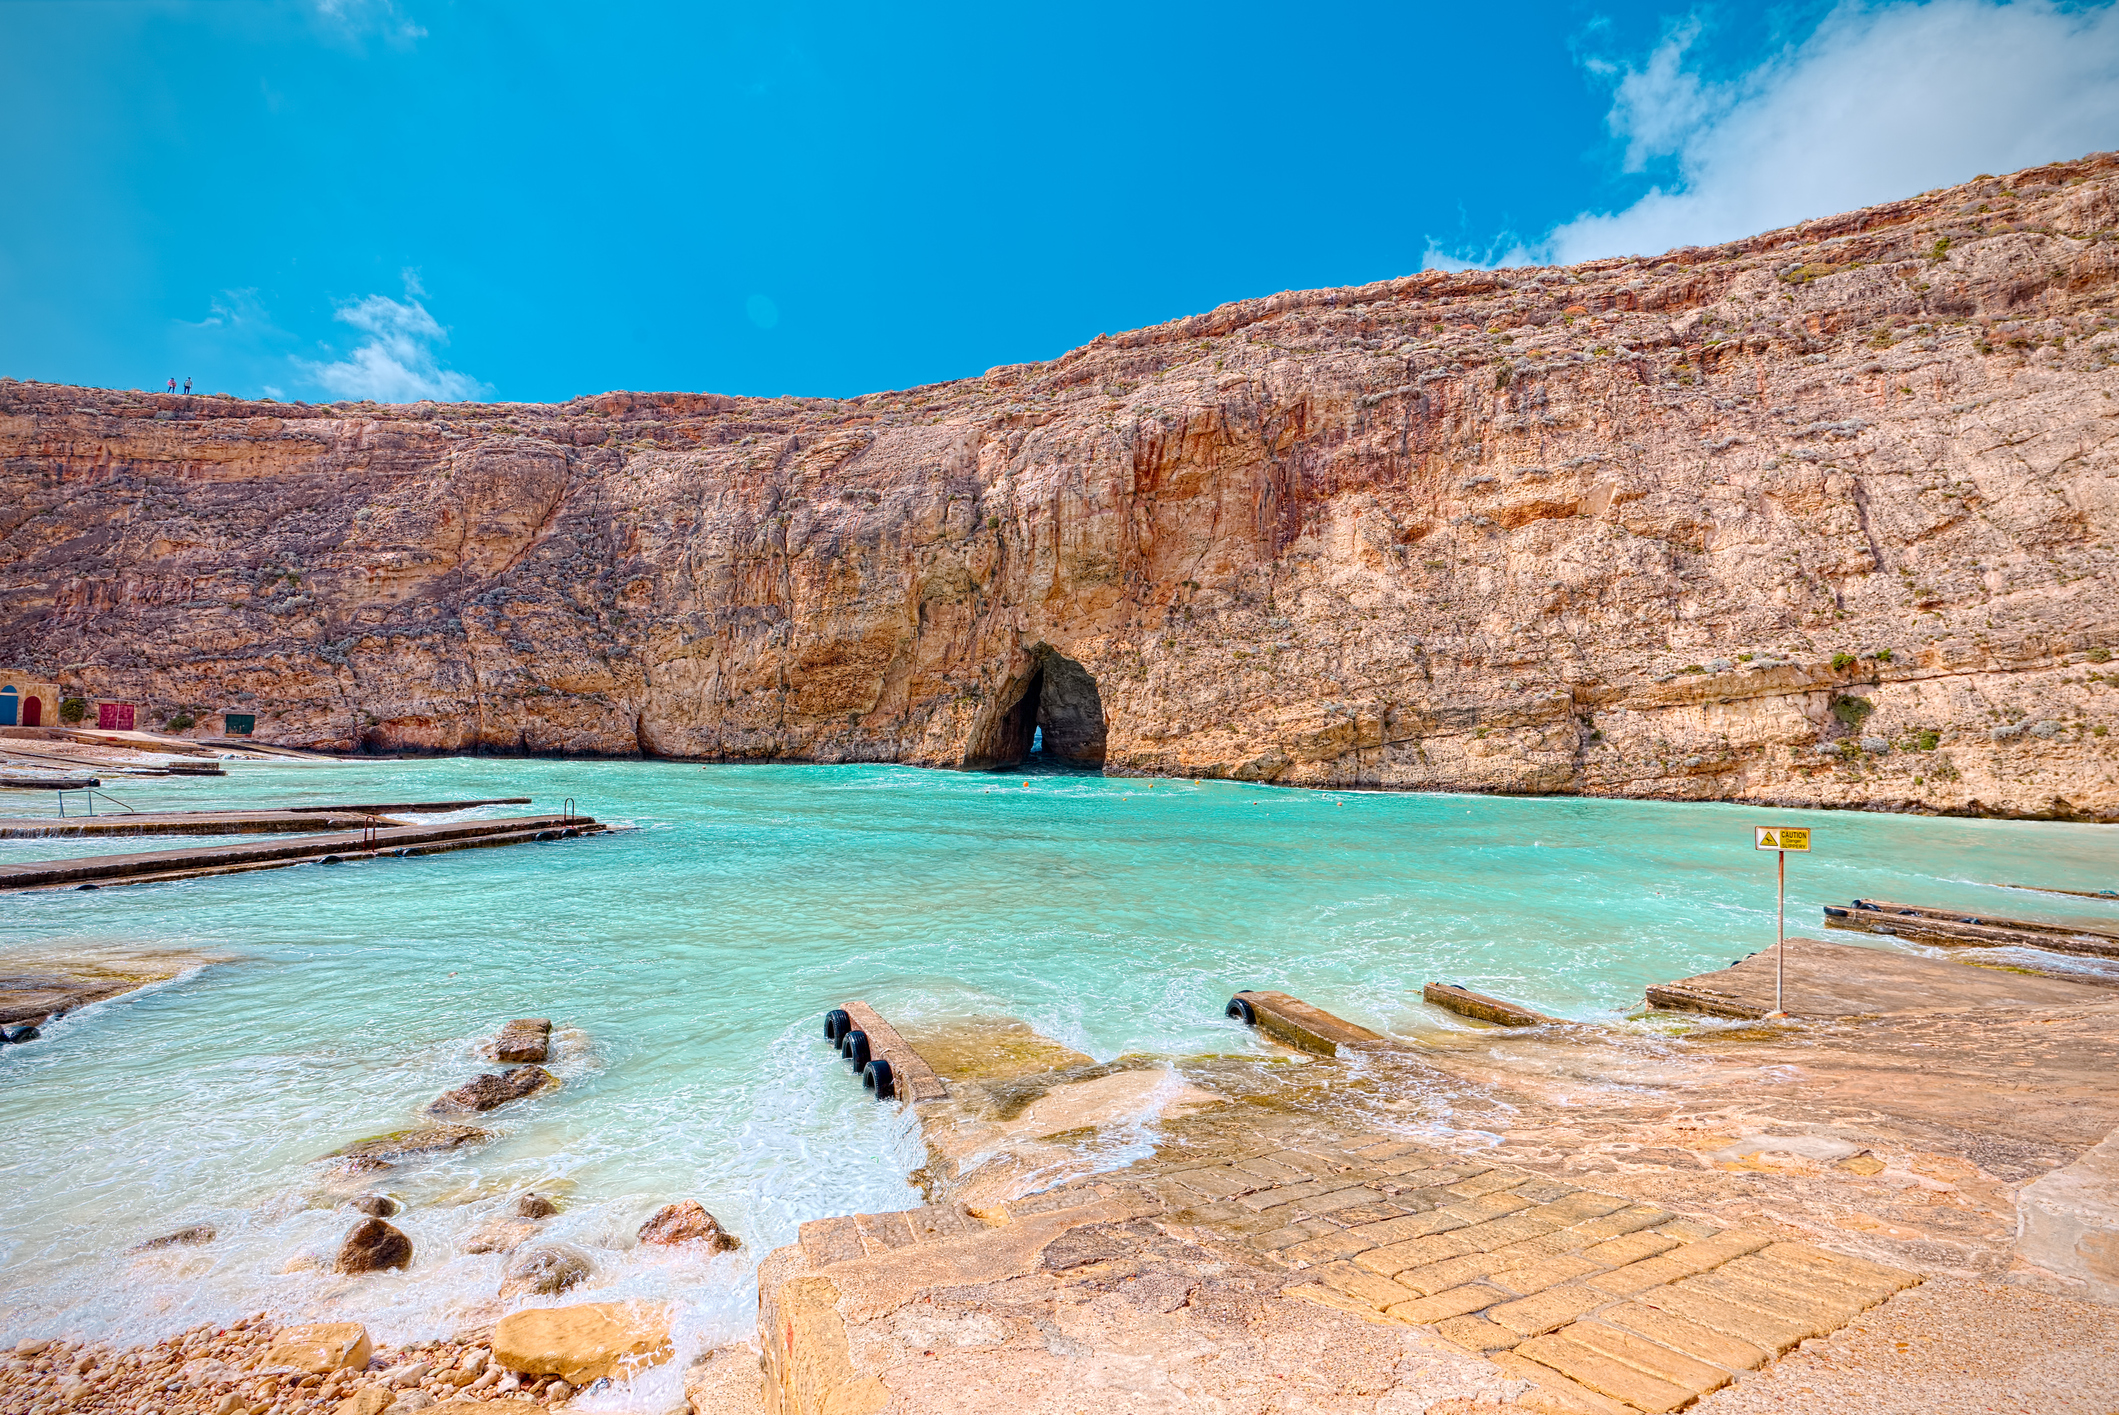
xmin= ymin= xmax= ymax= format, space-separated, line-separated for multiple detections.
xmin=1645 ymin=936 xmax=2111 ymax=1020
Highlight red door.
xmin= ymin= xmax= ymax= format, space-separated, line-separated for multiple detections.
xmin=21 ymin=696 xmax=39 ymax=727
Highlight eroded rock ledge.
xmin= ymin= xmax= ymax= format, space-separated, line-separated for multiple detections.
xmin=6 ymin=154 xmax=2119 ymax=817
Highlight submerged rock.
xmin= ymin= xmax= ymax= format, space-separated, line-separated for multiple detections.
xmin=490 ymin=1302 xmax=673 ymax=1386
xmin=487 ymin=1019 xmax=552 ymax=1064
xmin=498 ymin=1242 xmax=592 ymax=1298
xmin=513 ymin=1191 xmax=561 ymax=1219
xmin=132 ymin=1223 xmax=216 ymax=1250
xmin=348 ymin=1193 xmax=402 ymax=1218
xmin=322 ymin=1125 xmax=488 ymax=1170
xmin=635 ymin=1201 xmax=739 ymax=1252
xmin=463 ymin=1219 xmax=539 ymax=1255
xmin=427 ymin=1066 xmax=556 ymax=1115
xmin=336 ymin=1218 xmax=413 ymax=1274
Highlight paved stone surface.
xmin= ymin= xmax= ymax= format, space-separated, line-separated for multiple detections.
xmin=1126 ymin=1135 xmax=1921 ymax=1412
xmin=1691 ymin=1276 xmax=2119 ymax=1414
xmin=1646 ymin=935 xmax=2110 ymax=1019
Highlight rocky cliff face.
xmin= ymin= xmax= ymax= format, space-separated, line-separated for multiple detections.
xmin=6 ymin=154 xmax=2119 ymax=818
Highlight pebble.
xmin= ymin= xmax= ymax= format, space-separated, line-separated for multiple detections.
xmin=0 ymin=1320 xmax=540 ymax=1415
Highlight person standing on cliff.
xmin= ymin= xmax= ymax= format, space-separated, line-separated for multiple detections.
xmin=183 ymin=377 xmax=192 ymax=395
xmin=166 ymin=376 xmax=176 ymax=393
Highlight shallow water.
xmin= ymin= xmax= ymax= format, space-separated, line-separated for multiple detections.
xmin=2 ymin=756 xmax=2114 ymax=1359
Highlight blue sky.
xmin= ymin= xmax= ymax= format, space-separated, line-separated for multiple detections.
xmin=4 ymin=0 xmax=2118 ymax=404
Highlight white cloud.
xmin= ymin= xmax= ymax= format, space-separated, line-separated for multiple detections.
xmin=312 ymin=0 xmax=427 ymax=47
xmin=295 ymin=287 xmax=487 ymax=403
xmin=1435 ymin=0 xmax=2119 ymax=268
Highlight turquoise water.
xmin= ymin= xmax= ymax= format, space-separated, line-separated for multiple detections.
xmin=2 ymin=757 xmax=2114 ymax=1360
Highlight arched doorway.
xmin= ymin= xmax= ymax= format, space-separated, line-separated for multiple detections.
xmin=969 ymin=647 xmax=1107 ymax=768
xmin=0 ymin=687 xmax=16 ymax=727
xmin=21 ymin=695 xmax=40 ymax=727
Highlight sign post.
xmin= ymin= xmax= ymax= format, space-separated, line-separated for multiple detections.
xmin=1754 ymin=826 xmax=1811 ymax=1015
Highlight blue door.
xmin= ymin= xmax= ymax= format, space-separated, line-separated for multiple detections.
xmin=0 ymin=687 xmax=16 ymax=726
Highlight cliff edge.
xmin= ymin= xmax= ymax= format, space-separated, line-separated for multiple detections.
xmin=6 ymin=153 xmax=2119 ymax=818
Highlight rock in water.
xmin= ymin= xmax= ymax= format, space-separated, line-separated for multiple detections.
xmin=490 ymin=1303 xmax=673 ymax=1386
xmin=427 ymin=1066 xmax=556 ymax=1115
xmin=264 ymin=1324 xmax=374 ymax=1374
xmin=322 ymin=1125 xmax=488 ymax=1170
xmin=462 ymin=1219 xmax=539 ymax=1255
xmin=635 ymin=1200 xmax=740 ymax=1252
xmin=513 ymin=1191 xmax=561 ymax=1219
xmin=132 ymin=1223 xmax=215 ymax=1250
xmin=498 ymin=1242 xmax=592 ymax=1298
xmin=488 ymin=1019 xmax=552 ymax=1064
xmin=336 ymin=1218 xmax=413 ymax=1274
xmin=348 ymin=1193 xmax=402 ymax=1218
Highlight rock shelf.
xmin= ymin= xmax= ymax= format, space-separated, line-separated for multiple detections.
xmin=1645 ymin=935 xmax=2113 ymax=1019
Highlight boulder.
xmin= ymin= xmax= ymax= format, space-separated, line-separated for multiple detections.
xmin=132 ymin=1224 xmax=215 ymax=1250
xmin=498 ymin=1242 xmax=592 ymax=1298
xmin=334 ymin=1390 xmax=393 ymax=1415
xmin=336 ymin=1218 xmax=413 ymax=1274
xmin=463 ymin=1219 xmax=539 ymax=1255
xmin=428 ymin=1067 xmax=556 ymax=1115
xmin=490 ymin=1303 xmax=672 ymax=1387
xmin=322 ymin=1125 xmax=488 ymax=1170
xmin=513 ymin=1192 xmax=561 ymax=1219
xmin=635 ymin=1201 xmax=740 ymax=1253
xmin=348 ymin=1194 xmax=401 ymax=1218
xmin=487 ymin=1019 xmax=552 ymax=1064
xmin=264 ymin=1324 xmax=373 ymax=1374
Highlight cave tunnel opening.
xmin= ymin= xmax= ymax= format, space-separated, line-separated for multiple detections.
xmin=983 ymin=647 xmax=1107 ymax=770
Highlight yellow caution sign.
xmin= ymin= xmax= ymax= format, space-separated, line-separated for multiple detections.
xmin=1755 ymin=826 xmax=1811 ymax=851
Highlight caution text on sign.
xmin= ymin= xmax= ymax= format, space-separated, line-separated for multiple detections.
xmin=1755 ymin=826 xmax=1811 ymax=851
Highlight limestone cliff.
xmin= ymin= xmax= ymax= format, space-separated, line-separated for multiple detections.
xmin=6 ymin=153 xmax=2119 ymax=819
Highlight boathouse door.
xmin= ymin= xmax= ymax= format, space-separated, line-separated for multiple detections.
xmin=20 ymin=695 xmax=39 ymax=726
xmin=0 ymin=687 xmax=15 ymax=726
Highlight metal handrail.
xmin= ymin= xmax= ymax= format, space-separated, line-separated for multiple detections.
xmin=562 ymin=797 xmax=576 ymax=822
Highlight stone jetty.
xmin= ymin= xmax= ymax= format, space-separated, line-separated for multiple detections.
xmin=0 ymin=812 xmax=606 ymax=892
